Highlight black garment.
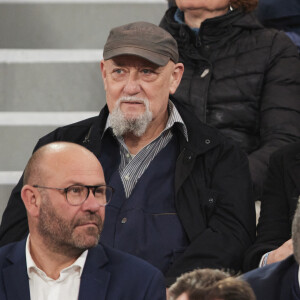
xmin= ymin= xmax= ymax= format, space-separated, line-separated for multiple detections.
xmin=160 ymin=7 xmax=300 ymax=198
xmin=0 ymin=101 xmax=255 ymax=285
xmin=243 ymin=141 xmax=300 ymax=271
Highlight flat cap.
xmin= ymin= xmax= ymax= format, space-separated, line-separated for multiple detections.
xmin=103 ymin=21 xmax=179 ymax=66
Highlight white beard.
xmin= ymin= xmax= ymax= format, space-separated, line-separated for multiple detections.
xmin=109 ymin=96 xmax=153 ymax=137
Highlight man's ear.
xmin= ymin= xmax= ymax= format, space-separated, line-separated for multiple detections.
xmin=21 ymin=185 xmax=41 ymax=218
xmin=100 ymin=60 xmax=107 ymax=91
xmin=169 ymin=62 xmax=184 ymax=95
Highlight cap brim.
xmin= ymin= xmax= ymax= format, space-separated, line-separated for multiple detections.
xmin=103 ymin=46 xmax=170 ymax=66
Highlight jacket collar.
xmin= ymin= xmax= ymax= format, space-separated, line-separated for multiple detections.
xmin=2 ymin=240 xmax=112 ymax=300
xmin=78 ymin=244 xmax=111 ymax=300
xmin=81 ymin=105 xmax=109 ymax=158
xmin=172 ymin=98 xmax=223 ymax=155
xmin=161 ymin=7 xmax=263 ymax=51
xmin=85 ymin=101 xmax=222 ymax=157
xmin=3 ymin=239 xmax=30 ymax=300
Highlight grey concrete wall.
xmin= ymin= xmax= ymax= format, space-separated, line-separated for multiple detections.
xmin=0 ymin=55 xmax=105 ymax=111
xmin=0 ymin=2 xmax=167 ymax=48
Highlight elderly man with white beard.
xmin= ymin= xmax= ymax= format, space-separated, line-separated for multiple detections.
xmin=0 ymin=22 xmax=255 ymax=287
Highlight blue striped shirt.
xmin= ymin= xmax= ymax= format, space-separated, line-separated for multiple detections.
xmin=104 ymin=101 xmax=188 ymax=198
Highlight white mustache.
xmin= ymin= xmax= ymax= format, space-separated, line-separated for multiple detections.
xmin=118 ymin=96 xmax=148 ymax=105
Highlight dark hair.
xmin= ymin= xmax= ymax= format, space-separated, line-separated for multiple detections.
xmin=206 ymin=277 xmax=256 ymax=300
xmin=168 ymin=269 xmax=256 ymax=300
xmin=230 ymin=0 xmax=258 ymax=13
xmin=168 ymin=269 xmax=229 ymax=300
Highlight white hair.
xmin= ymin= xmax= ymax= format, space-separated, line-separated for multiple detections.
xmin=109 ymin=96 xmax=153 ymax=137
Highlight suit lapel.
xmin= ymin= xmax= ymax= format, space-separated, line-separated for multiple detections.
xmin=78 ymin=244 xmax=111 ymax=300
xmin=2 ymin=240 xmax=30 ymax=300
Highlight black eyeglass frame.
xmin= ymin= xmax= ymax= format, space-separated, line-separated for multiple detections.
xmin=32 ymin=184 xmax=114 ymax=206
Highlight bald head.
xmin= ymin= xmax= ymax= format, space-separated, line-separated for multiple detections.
xmin=22 ymin=142 xmax=107 ymax=258
xmin=23 ymin=142 xmax=103 ymax=186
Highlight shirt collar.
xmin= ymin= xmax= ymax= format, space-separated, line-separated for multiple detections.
xmin=104 ymin=100 xmax=188 ymax=142
xmin=26 ymin=235 xmax=88 ymax=280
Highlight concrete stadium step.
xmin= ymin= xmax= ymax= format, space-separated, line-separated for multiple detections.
xmin=0 ymin=125 xmax=58 ymax=171
xmin=0 ymin=50 xmax=106 ymax=111
xmin=0 ymin=0 xmax=167 ymax=49
xmin=0 ymin=112 xmax=98 ymax=170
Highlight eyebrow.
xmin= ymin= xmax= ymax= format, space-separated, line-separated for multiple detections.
xmin=67 ymin=182 xmax=107 ymax=186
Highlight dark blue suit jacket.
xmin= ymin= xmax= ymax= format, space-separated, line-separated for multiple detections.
xmin=243 ymin=255 xmax=300 ymax=300
xmin=0 ymin=239 xmax=166 ymax=300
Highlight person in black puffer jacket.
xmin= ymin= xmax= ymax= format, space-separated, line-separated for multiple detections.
xmin=160 ymin=0 xmax=300 ymax=199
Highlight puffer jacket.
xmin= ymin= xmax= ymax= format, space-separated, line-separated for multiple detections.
xmin=160 ymin=7 xmax=300 ymax=198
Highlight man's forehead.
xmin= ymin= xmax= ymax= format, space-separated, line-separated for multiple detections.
xmin=109 ymin=55 xmax=162 ymax=69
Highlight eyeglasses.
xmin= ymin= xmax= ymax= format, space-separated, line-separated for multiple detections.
xmin=33 ymin=184 xmax=114 ymax=206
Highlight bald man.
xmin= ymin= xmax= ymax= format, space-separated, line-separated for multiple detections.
xmin=0 ymin=142 xmax=165 ymax=300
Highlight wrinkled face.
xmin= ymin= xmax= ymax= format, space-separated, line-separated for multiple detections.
xmin=101 ymin=55 xmax=183 ymax=135
xmin=175 ymin=0 xmax=229 ymax=11
xmin=36 ymin=150 xmax=106 ymax=255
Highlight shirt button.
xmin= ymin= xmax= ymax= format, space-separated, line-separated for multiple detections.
xmin=205 ymin=139 xmax=211 ymax=144
xmin=124 ymin=174 xmax=130 ymax=180
xmin=126 ymin=153 xmax=130 ymax=158
xmin=121 ymin=217 xmax=127 ymax=224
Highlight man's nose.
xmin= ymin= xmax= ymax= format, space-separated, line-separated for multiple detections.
xmin=81 ymin=190 xmax=101 ymax=212
xmin=123 ymin=72 xmax=141 ymax=95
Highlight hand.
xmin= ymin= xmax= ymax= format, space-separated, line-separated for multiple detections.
xmin=267 ymin=239 xmax=293 ymax=265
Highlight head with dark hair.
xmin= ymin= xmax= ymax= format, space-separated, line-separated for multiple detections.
xmin=168 ymin=269 xmax=256 ymax=300
xmin=168 ymin=269 xmax=229 ymax=300
xmin=205 ymin=277 xmax=256 ymax=300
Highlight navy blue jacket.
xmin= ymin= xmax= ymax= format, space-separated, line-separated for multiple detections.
xmin=256 ymin=0 xmax=300 ymax=27
xmin=0 ymin=239 xmax=166 ymax=300
xmin=0 ymin=101 xmax=255 ymax=285
xmin=243 ymin=255 xmax=300 ymax=300
xmin=244 ymin=142 xmax=300 ymax=271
